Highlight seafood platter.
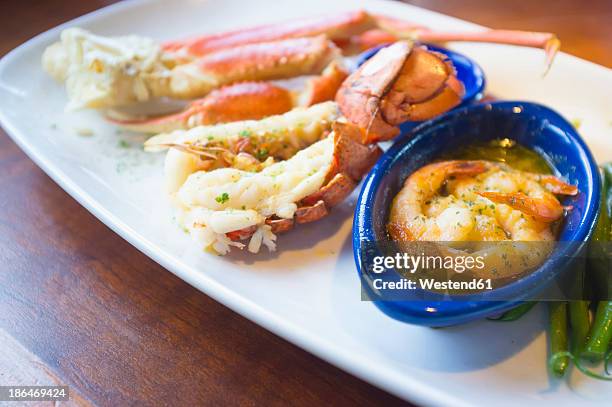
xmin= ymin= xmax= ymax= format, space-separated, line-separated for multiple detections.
xmin=1 ymin=0 xmax=611 ymax=405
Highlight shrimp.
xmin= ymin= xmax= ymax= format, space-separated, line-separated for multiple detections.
xmin=388 ymin=160 xmax=577 ymax=242
xmin=388 ymin=159 xmax=578 ymax=279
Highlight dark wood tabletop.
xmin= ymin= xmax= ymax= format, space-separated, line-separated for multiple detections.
xmin=1 ymin=1 xmax=610 ymax=406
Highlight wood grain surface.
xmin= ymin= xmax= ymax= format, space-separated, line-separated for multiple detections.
xmin=0 ymin=1 xmax=610 ymax=406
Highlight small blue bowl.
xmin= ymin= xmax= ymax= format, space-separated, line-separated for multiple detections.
xmin=353 ymin=101 xmax=601 ymax=327
xmin=356 ymin=44 xmax=486 ymax=133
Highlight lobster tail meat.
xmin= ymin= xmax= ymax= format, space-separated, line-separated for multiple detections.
xmin=172 ymin=122 xmax=381 ymax=254
xmin=144 ymin=102 xmax=340 ymax=191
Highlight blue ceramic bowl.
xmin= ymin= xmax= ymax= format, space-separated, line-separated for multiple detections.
xmin=356 ymin=44 xmax=486 ymax=132
xmin=353 ymin=101 xmax=601 ymax=327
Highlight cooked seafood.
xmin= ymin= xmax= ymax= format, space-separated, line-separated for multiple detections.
xmin=107 ymin=82 xmax=296 ymax=133
xmin=163 ymin=10 xmax=560 ymax=67
xmin=387 ymin=159 xmax=578 ymax=278
xmin=42 ymin=10 xmax=560 ymax=129
xmin=115 ymin=39 xmax=459 ymax=136
xmin=147 ymin=39 xmax=464 ymax=177
xmin=388 ymin=160 xmax=577 ymax=242
xmin=336 ymin=42 xmax=464 ymax=143
xmin=40 ymin=10 xmax=563 ymax=255
xmin=43 ymin=28 xmax=341 ymax=110
xmin=144 ymin=101 xmax=339 ymax=192
xmin=175 ymin=122 xmax=381 ymax=254
xmin=156 ymin=39 xmax=467 ymax=254
xmin=108 ymin=62 xmax=348 ymax=133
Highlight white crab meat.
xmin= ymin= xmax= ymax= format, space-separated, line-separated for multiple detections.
xmin=42 ymin=28 xmax=165 ymax=110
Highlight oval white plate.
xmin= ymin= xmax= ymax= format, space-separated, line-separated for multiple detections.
xmin=1 ymin=1 xmax=611 ymax=405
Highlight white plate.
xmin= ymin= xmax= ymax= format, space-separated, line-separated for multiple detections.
xmin=1 ymin=0 xmax=611 ymax=405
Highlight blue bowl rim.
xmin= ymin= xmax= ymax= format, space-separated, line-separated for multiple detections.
xmin=352 ymin=100 xmax=601 ymax=326
xmin=355 ymin=43 xmax=486 ymax=108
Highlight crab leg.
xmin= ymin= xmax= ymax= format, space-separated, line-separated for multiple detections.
xmin=43 ymin=29 xmax=340 ymax=110
xmin=296 ymin=61 xmax=349 ymax=107
xmin=368 ymin=13 xmax=560 ymax=68
xmin=162 ymin=10 xmax=373 ymax=57
xmin=107 ymin=82 xmax=295 ymax=133
xmin=44 ymin=12 xmax=559 ymax=111
xmin=162 ymin=10 xmax=559 ymax=67
xmin=153 ymin=35 xmax=340 ymax=100
xmin=109 ymin=61 xmax=348 ymax=134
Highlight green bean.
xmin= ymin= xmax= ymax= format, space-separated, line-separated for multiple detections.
xmin=604 ymin=163 xmax=612 ymax=216
xmin=548 ymin=302 xmax=569 ymax=377
xmin=587 ymin=164 xmax=611 ymax=297
xmin=569 ymin=300 xmax=590 ymax=355
xmin=550 ymin=351 xmax=612 ymax=381
xmin=583 ymin=301 xmax=612 ymax=361
xmin=582 ymin=164 xmax=612 ymax=362
xmin=488 ymin=302 xmax=537 ymax=322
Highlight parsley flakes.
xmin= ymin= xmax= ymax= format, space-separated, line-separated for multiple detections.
xmin=215 ymin=192 xmax=230 ymax=204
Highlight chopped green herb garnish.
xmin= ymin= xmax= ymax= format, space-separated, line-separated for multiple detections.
xmin=255 ymin=148 xmax=269 ymax=160
xmin=215 ymin=192 xmax=230 ymax=204
xmin=118 ymin=140 xmax=130 ymax=148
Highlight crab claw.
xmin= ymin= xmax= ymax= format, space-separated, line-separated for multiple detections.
xmin=107 ymin=82 xmax=294 ymax=133
xmin=335 ymin=41 xmax=464 ymax=143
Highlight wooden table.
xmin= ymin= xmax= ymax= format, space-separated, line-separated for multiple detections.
xmin=0 ymin=1 xmax=610 ymax=405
